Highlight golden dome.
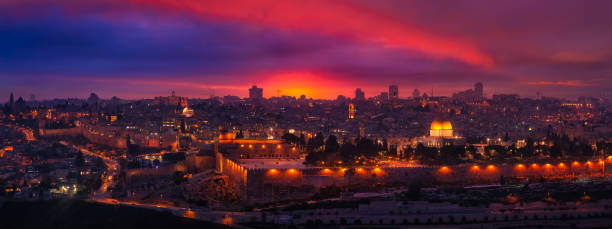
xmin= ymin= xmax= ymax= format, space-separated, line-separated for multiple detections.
xmin=430 ymin=117 xmax=452 ymax=130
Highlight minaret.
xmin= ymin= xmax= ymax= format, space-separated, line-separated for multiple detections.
xmin=9 ymin=92 xmax=14 ymax=113
xmin=124 ymin=135 xmax=131 ymax=159
xmin=126 ymin=135 xmax=131 ymax=148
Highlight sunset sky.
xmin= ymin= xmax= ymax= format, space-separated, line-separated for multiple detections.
xmin=1 ymin=0 xmax=611 ymax=100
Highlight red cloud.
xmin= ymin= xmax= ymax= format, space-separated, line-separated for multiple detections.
xmin=527 ymin=80 xmax=594 ymax=87
xmin=128 ymin=0 xmax=493 ymax=68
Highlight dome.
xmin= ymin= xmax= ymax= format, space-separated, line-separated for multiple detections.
xmin=182 ymin=107 xmax=194 ymax=117
xmin=430 ymin=117 xmax=452 ymax=130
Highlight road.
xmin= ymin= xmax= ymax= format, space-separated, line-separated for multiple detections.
xmin=56 ymin=141 xmax=119 ymax=202
xmin=1 ymin=123 xmax=36 ymax=141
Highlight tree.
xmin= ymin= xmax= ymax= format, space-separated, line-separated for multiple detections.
xmin=95 ymin=157 xmax=107 ymax=170
xmin=339 ymin=141 xmax=355 ymax=162
xmin=173 ymin=171 xmax=185 ymax=185
xmin=75 ymin=150 xmax=84 ymax=168
xmin=281 ymin=133 xmax=299 ymax=144
xmin=324 ymin=135 xmax=339 ymax=153
xmin=299 ymin=134 xmax=306 ymax=146
xmin=235 ymin=130 xmax=244 ymax=139
xmin=308 ymin=132 xmax=325 ymax=151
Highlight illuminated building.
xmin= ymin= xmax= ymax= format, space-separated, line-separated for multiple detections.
xmin=429 ymin=117 xmax=453 ymax=137
xmin=348 ymin=103 xmax=355 ymax=119
xmin=416 ymin=116 xmax=464 ymax=148
xmin=154 ymin=91 xmax=188 ymax=107
xmin=216 ymin=132 xmax=300 ymax=159
xmin=182 ymin=107 xmax=194 ymax=118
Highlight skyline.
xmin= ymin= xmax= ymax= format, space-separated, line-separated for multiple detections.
xmin=3 ymin=2 xmax=612 ymax=228
xmin=2 ymin=0 xmax=612 ymax=100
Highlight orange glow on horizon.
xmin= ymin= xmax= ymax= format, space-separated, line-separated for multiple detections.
xmin=531 ymin=163 xmax=539 ymax=169
xmin=516 ymin=164 xmax=525 ymax=169
xmin=558 ymin=163 xmax=566 ymax=168
xmin=572 ymin=161 xmax=580 ymax=166
xmin=470 ymin=165 xmax=480 ymax=171
xmin=259 ymin=72 xmax=362 ymax=99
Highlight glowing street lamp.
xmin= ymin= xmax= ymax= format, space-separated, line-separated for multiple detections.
xmin=267 ymin=169 xmax=279 ymax=176
xmin=439 ymin=166 xmax=451 ymax=174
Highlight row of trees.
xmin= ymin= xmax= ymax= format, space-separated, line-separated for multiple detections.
xmin=286 ymin=131 xmax=602 ymax=166
xmin=405 ymin=144 xmax=474 ymax=165
xmin=283 ymin=133 xmax=395 ymax=165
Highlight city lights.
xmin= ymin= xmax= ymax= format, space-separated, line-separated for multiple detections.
xmin=2 ymin=3 xmax=611 ymax=226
